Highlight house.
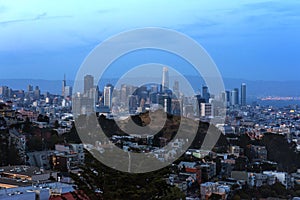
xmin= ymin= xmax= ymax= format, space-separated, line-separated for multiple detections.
xmin=200 ymin=182 xmax=228 ymax=200
xmin=248 ymin=172 xmax=276 ymax=188
xmin=178 ymin=162 xmax=199 ymax=173
xmin=250 ymin=145 xmax=268 ymax=160
xmin=263 ymin=171 xmax=294 ymax=189
xmin=50 ymin=144 xmax=85 ymax=172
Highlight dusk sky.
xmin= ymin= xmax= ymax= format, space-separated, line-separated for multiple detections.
xmin=0 ymin=0 xmax=299 ymax=81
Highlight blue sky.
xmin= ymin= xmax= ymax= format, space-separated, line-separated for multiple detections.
xmin=0 ymin=0 xmax=299 ymax=81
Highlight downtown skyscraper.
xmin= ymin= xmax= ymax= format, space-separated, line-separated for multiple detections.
xmin=241 ymin=83 xmax=247 ymax=106
xmin=162 ymin=67 xmax=169 ymax=91
xmin=104 ymin=84 xmax=114 ymax=109
xmin=231 ymin=88 xmax=239 ymax=106
xmin=62 ymin=74 xmax=66 ymax=97
xmin=84 ymin=75 xmax=94 ymax=94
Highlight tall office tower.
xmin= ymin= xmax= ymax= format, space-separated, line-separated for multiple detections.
xmin=231 ymin=88 xmax=239 ymax=106
xmin=64 ymin=86 xmax=72 ymax=99
xmin=195 ymin=94 xmax=206 ymax=114
xmin=44 ymin=92 xmax=50 ymax=98
xmin=163 ymin=95 xmax=172 ymax=114
xmin=104 ymin=84 xmax=114 ymax=109
xmin=151 ymin=84 xmax=159 ymax=93
xmin=34 ymin=86 xmax=40 ymax=100
xmin=202 ymin=86 xmax=210 ymax=103
xmin=128 ymin=95 xmax=138 ymax=114
xmin=73 ymin=94 xmax=94 ymax=115
xmin=0 ymin=86 xmax=9 ymax=98
xmin=241 ymin=83 xmax=247 ymax=106
xmin=220 ymin=91 xmax=226 ymax=103
xmin=84 ymin=75 xmax=94 ymax=94
xmin=234 ymin=88 xmax=239 ymax=105
xmin=128 ymin=85 xmax=138 ymax=97
xmin=138 ymin=91 xmax=148 ymax=106
xmin=157 ymin=93 xmax=171 ymax=113
xmin=89 ymin=86 xmax=99 ymax=104
xmin=62 ymin=74 xmax=66 ymax=97
xmin=134 ymin=85 xmax=147 ymax=96
xmin=172 ymin=99 xmax=182 ymax=116
xmin=201 ymin=103 xmax=213 ymax=117
xmin=149 ymin=92 xmax=158 ymax=104
xmin=120 ymin=84 xmax=128 ymax=104
xmin=162 ymin=67 xmax=169 ymax=91
xmin=226 ymin=91 xmax=231 ymax=104
xmin=173 ymin=80 xmax=180 ymax=98
xmin=27 ymin=85 xmax=33 ymax=92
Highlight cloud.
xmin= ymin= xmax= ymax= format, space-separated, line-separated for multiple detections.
xmin=0 ymin=5 xmax=6 ymax=13
xmin=175 ymin=19 xmax=220 ymax=38
xmin=0 ymin=12 xmax=72 ymax=26
xmin=34 ymin=12 xmax=47 ymax=20
xmin=96 ymin=9 xmax=115 ymax=14
xmin=239 ymin=1 xmax=300 ymax=17
xmin=240 ymin=1 xmax=300 ymax=32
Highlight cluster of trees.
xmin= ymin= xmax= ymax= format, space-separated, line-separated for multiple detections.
xmin=67 ymin=112 xmax=233 ymax=199
xmin=37 ymin=114 xmax=50 ymax=123
xmin=233 ymin=183 xmax=300 ymax=199
xmin=234 ymin=133 xmax=300 ymax=172
xmin=0 ymin=114 xmax=83 ymax=166
xmin=0 ymin=130 xmax=22 ymax=166
xmin=75 ymin=111 xmax=228 ymax=151
xmin=70 ymin=152 xmax=185 ymax=200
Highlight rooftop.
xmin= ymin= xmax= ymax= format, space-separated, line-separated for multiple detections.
xmin=0 ymin=166 xmax=50 ymax=177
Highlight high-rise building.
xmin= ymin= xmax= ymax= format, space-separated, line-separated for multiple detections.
xmin=90 ymin=86 xmax=99 ymax=104
xmin=73 ymin=94 xmax=94 ymax=115
xmin=201 ymin=103 xmax=213 ymax=117
xmin=162 ymin=67 xmax=169 ymax=91
xmin=120 ymin=84 xmax=129 ymax=105
xmin=149 ymin=92 xmax=158 ymax=104
xmin=241 ymin=83 xmax=247 ymax=106
xmin=157 ymin=93 xmax=171 ymax=113
xmin=84 ymin=75 xmax=94 ymax=94
xmin=128 ymin=95 xmax=138 ymax=114
xmin=0 ymin=86 xmax=9 ymax=98
xmin=104 ymin=84 xmax=114 ymax=109
xmin=151 ymin=84 xmax=159 ymax=93
xmin=173 ymin=80 xmax=180 ymax=98
xmin=163 ymin=95 xmax=171 ymax=114
xmin=34 ymin=86 xmax=40 ymax=100
xmin=172 ymin=99 xmax=182 ymax=116
xmin=202 ymin=86 xmax=210 ymax=103
xmin=231 ymin=88 xmax=239 ymax=106
xmin=62 ymin=74 xmax=66 ymax=97
xmin=27 ymin=85 xmax=33 ymax=92
xmin=195 ymin=94 xmax=206 ymax=116
xmin=225 ymin=91 xmax=231 ymax=104
xmin=220 ymin=91 xmax=226 ymax=103
xmin=64 ymin=86 xmax=72 ymax=99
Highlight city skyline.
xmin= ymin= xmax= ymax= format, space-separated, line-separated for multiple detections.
xmin=0 ymin=67 xmax=246 ymax=119
xmin=1 ymin=1 xmax=300 ymax=199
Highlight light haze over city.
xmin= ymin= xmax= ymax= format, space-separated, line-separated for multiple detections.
xmin=0 ymin=0 xmax=299 ymax=81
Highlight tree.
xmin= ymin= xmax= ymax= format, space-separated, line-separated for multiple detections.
xmin=209 ymin=193 xmax=224 ymax=200
xmin=27 ymin=136 xmax=43 ymax=151
xmin=54 ymin=120 xmax=59 ymax=129
xmin=6 ymin=138 xmax=22 ymax=165
xmin=232 ymin=194 xmax=241 ymax=200
xmin=71 ymin=151 xmax=185 ymax=200
xmin=37 ymin=114 xmax=50 ymax=123
xmin=64 ymin=122 xmax=81 ymax=144
xmin=23 ymin=117 xmax=31 ymax=133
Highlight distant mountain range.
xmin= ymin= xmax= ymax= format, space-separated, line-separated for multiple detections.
xmin=1 ymin=77 xmax=300 ymax=99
